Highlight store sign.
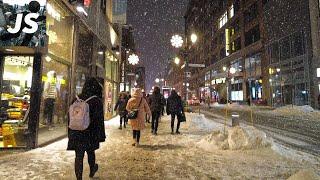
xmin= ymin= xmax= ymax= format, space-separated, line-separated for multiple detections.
xmin=0 ymin=0 xmax=47 ymax=47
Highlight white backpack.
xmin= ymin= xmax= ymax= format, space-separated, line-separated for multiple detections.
xmin=68 ymin=95 xmax=97 ymax=131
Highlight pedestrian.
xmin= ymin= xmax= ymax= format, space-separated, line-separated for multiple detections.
xmin=126 ymin=88 xmax=151 ymax=146
xmin=149 ymin=86 xmax=165 ymax=135
xmin=114 ymin=92 xmax=128 ymax=129
xmin=206 ymin=95 xmax=211 ymax=109
xmin=167 ymin=90 xmax=184 ymax=134
xmin=67 ymin=77 xmax=106 ymax=180
xmin=43 ymin=71 xmax=58 ymax=130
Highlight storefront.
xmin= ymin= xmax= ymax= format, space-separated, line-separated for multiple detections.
xmin=0 ymin=0 xmax=75 ymax=148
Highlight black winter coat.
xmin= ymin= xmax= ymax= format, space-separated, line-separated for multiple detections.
xmin=114 ymin=98 xmax=127 ymax=116
xmin=167 ymin=94 xmax=183 ymax=115
xmin=67 ymin=95 xmax=106 ymax=152
xmin=149 ymin=93 xmax=165 ymax=112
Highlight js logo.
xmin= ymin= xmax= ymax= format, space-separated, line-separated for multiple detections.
xmin=8 ymin=1 xmax=41 ymax=34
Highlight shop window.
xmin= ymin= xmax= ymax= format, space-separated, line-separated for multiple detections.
xmin=39 ymin=59 xmax=70 ymax=145
xmin=104 ymin=82 xmax=113 ymax=119
xmin=231 ymin=59 xmax=243 ymax=73
xmin=245 ymin=25 xmax=260 ymax=46
xmin=218 ymin=11 xmax=228 ymax=29
xmin=1 ymin=56 xmax=34 ymax=148
xmin=245 ymin=54 xmax=261 ymax=77
xmin=47 ymin=0 xmax=74 ymax=61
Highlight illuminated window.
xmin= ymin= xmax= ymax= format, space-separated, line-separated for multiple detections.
xmin=218 ymin=11 xmax=228 ymax=28
xmin=229 ymin=5 xmax=234 ymax=18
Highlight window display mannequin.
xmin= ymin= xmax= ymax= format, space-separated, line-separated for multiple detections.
xmin=43 ymin=71 xmax=58 ymax=129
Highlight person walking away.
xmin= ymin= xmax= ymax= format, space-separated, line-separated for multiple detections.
xmin=143 ymin=92 xmax=151 ymax=123
xmin=149 ymin=86 xmax=165 ymax=135
xmin=167 ymin=90 xmax=184 ymax=134
xmin=67 ymin=78 xmax=106 ymax=180
xmin=126 ymin=88 xmax=151 ymax=146
xmin=43 ymin=71 xmax=58 ymax=130
xmin=114 ymin=92 xmax=128 ymax=129
xmin=206 ymin=95 xmax=211 ymax=109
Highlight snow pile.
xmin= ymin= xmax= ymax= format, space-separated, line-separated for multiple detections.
xmin=287 ymin=169 xmax=320 ymax=180
xmin=277 ymin=105 xmax=316 ymax=113
xmin=198 ymin=126 xmax=273 ymax=151
xmin=271 ymin=105 xmax=320 ymax=121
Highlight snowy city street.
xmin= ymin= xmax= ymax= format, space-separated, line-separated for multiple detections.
xmin=0 ymin=113 xmax=319 ymax=179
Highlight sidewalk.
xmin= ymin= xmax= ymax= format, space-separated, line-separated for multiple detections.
xmin=0 ymin=114 xmax=319 ymax=179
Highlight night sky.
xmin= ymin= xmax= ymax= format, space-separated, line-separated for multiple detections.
xmin=127 ymin=0 xmax=188 ymax=92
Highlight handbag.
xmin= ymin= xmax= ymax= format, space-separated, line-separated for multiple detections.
xmin=127 ymin=98 xmax=143 ymax=119
xmin=177 ymin=111 xmax=186 ymax=122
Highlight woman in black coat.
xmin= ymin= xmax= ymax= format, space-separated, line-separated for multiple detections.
xmin=166 ymin=90 xmax=184 ymax=134
xmin=67 ymin=77 xmax=106 ymax=180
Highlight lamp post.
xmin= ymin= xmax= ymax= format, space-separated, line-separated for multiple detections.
xmin=170 ymin=33 xmax=197 ymax=101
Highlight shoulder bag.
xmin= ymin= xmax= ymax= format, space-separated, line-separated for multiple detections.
xmin=127 ymin=98 xmax=143 ymax=119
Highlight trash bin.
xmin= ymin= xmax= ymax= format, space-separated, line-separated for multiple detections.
xmin=231 ymin=113 xmax=240 ymax=127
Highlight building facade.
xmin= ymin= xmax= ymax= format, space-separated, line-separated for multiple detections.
xmin=0 ymin=0 xmax=120 ymax=149
xmin=175 ymin=0 xmax=320 ymax=108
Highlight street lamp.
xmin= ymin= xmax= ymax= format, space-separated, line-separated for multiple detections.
xmin=174 ymin=57 xmax=180 ymax=65
xmin=128 ymin=54 xmax=139 ymax=65
xmin=191 ymin=33 xmax=198 ymax=44
xmin=171 ymin=35 xmax=184 ymax=48
xmin=170 ymin=33 xmax=198 ymax=102
xmin=155 ymin=78 xmax=160 ymax=83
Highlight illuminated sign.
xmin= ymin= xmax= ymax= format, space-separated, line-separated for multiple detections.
xmin=317 ymin=68 xmax=320 ymax=78
xmin=0 ymin=0 xmax=47 ymax=47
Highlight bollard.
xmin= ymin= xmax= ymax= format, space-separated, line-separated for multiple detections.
xmin=231 ymin=113 xmax=240 ymax=127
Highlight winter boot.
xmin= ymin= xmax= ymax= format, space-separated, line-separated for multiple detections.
xmin=89 ymin=164 xmax=98 ymax=178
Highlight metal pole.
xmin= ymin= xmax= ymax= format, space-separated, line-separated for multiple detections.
xmin=184 ymin=52 xmax=188 ymax=102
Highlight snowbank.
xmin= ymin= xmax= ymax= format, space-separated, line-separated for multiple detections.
xmin=287 ymin=169 xmax=320 ymax=180
xmin=198 ymin=126 xmax=273 ymax=151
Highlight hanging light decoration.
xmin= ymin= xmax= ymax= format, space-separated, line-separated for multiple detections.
xmin=171 ymin=35 xmax=183 ymax=48
xmin=128 ymin=54 xmax=139 ymax=65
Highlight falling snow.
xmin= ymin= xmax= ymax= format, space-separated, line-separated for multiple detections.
xmin=127 ymin=0 xmax=188 ymax=91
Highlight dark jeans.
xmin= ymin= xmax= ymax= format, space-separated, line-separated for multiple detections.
xmin=44 ymin=98 xmax=55 ymax=126
xmin=171 ymin=114 xmax=181 ymax=132
xmin=75 ymin=150 xmax=96 ymax=180
xmin=120 ymin=116 xmax=126 ymax=127
xmin=133 ymin=130 xmax=141 ymax=143
xmin=151 ymin=111 xmax=161 ymax=133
